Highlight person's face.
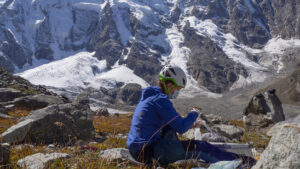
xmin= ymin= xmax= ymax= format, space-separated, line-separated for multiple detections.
xmin=166 ymin=83 xmax=182 ymax=94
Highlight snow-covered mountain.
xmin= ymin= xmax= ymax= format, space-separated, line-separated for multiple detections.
xmin=1 ymin=0 xmax=300 ymax=98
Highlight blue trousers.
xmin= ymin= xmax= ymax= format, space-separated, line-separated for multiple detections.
xmin=129 ymin=126 xmax=240 ymax=166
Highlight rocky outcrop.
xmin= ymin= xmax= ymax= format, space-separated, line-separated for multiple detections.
xmin=88 ymin=3 xmax=122 ymax=68
xmin=1 ymin=99 xmax=94 ymax=145
xmin=183 ymin=23 xmax=248 ymax=93
xmin=17 ymin=153 xmax=70 ymax=169
xmin=258 ymin=0 xmax=300 ymax=39
xmin=117 ymin=83 xmax=142 ymax=105
xmin=120 ymin=41 xmax=162 ymax=85
xmin=243 ymin=89 xmax=285 ymax=132
xmin=7 ymin=94 xmax=67 ymax=110
xmin=0 ymin=27 xmax=32 ymax=70
xmin=0 ymin=67 xmax=61 ymax=97
xmin=0 ymin=88 xmax=23 ymax=102
xmin=253 ymin=116 xmax=300 ymax=169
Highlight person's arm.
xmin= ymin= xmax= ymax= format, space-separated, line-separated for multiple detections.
xmin=154 ymin=97 xmax=198 ymax=134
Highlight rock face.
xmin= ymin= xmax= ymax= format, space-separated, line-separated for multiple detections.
xmin=17 ymin=153 xmax=70 ymax=169
xmin=253 ymin=119 xmax=300 ymax=169
xmin=0 ymin=143 xmax=10 ymax=166
xmin=243 ymin=89 xmax=285 ymax=132
xmin=1 ymin=100 xmax=94 ymax=144
xmin=183 ymin=23 xmax=248 ymax=93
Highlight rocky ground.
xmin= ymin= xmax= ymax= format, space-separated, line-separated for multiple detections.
xmin=0 ymin=67 xmax=299 ymax=169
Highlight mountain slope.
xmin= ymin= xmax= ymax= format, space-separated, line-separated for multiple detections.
xmin=1 ymin=0 xmax=300 ymax=96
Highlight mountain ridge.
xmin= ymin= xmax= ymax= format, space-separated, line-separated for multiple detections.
xmin=0 ymin=0 xmax=300 ymax=96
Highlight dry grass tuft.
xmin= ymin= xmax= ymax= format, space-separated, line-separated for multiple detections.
xmin=0 ymin=118 xmax=17 ymax=134
xmin=241 ymin=132 xmax=271 ymax=150
xmin=7 ymin=107 xmax=32 ymax=117
xmin=93 ymin=114 xmax=132 ymax=134
xmin=229 ymin=119 xmax=245 ymax=128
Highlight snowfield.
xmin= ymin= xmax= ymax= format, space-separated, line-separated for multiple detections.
xmin=18 ymin=52 xmax=149 ymax=89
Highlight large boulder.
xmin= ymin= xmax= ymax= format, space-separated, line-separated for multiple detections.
xmin=0 ymin=88 xmax=23 ymax=102
xmin=0 ymin=143 xmax=10 ymax=166
xmin=17 ymin=153 xmax=70 ymax=169
xmin=117 ymin=83 xmax=142 ymax=105
xmin=253 ymin=117 xmax=300 ymax=169
xmin=8 ymin=94 xmax=67 ymax=110
xmin=243 ymin=89 xmax=285 ymax=132
xmin=1 ymin=101 xmax=95 ymax=144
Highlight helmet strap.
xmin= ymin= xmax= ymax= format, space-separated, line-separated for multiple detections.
xmin=162 ymin=79 xmax=176 ymax=95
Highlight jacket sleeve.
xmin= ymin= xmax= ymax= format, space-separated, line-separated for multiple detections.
xmin=154 ymin=97 xmax=198 ymax=134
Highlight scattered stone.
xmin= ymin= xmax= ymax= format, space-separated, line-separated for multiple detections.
xmin=200 ymin=113 xmax=230 ymax=125
xmin=0 ymin=143 xmax=10 ymax=166
xmin=99 ymin=148 xmax=144 ymax=165
xmin=0 ymin=88 xmax=22 ymax=102
xmin=94 ymin=107 xmax=109 ymax=116
xmin=13 ymin=144 xmax=34 ymax=151
xmin=17 ymin=153 xmax=70 ymax=169
xmin=253 ymin=122 xmax=300 ymax=169
xmin=1 ymin=102 xmax=95 ymax=145
xmin=99 ymin=148 xmax=128 ymax=161
xmin=213 ymin=124 xmax=243 ymax=140
xmin=47 ymin=144 xmax=55 ymax=149
xmin=201 ymin=133 xmax=229 ymax=142
xmin=243 ymin=90 xmax=285 ymax=132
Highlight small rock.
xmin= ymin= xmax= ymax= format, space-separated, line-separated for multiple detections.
xmin=13 ymin=144 xmax=34 ymax=151
xmin=99 ymin=148 xmax=127 ymax=161
xmin=47 ymin=144 xmax=55 ymax=149
xmin=201 ymin=133 xmax=229 ymax=142
xmin=213 ymin=124 xmax=243 ymax=140
xmin=17 ymin=153 xmax=70 ymax=169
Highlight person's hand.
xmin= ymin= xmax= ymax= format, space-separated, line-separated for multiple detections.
xmin=191 ymin=106 xmax=202 ymax=113
xmin=193 ymin=119 xmax=206 ymax=128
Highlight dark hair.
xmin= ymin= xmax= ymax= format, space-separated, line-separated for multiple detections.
xmin=158 ymin=80 xmax=174 ymax=94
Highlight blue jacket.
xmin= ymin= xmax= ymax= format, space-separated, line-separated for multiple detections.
xmin=126 ymin=86 xmax=198 ymax=152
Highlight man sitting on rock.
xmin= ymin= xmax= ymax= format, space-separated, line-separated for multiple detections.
xmin=126 ymin=65 xmax=256 ymax=167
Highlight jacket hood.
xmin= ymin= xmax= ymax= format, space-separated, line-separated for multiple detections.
xmin=140 ymin=86 xmax=162 ymax=101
